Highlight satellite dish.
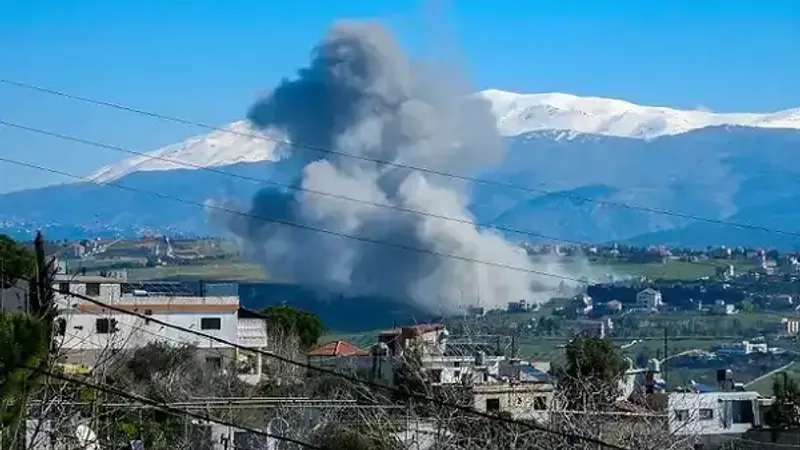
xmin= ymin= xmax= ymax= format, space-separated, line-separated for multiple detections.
xmin=75 ymin=424 xmax=100 ymax=450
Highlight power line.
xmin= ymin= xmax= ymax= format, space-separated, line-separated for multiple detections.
xmin=48 ymin=284 xmax=629 ymax=450
xmin=0 ymin=119 xmax=759 ymax=279
xmin=0 ymin=154 xmax=590 ymax=282
xmin=26 ymin=366 xmax=323 ymax=450
xmin=2 ymin=77 xmax=798 ymax=238
xmin=0 ymin=120 xmax=585 ymax=246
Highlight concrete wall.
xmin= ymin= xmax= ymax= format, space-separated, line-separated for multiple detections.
xmin=668 ymin=392 xmax=760 ymax=436
xmin=57 ymin=308 xmax=239 ymax=353
xmin=421 ymin=355 xmax=502 ymax=385
xmin=472 ymin=383 xmax=554 ymax=423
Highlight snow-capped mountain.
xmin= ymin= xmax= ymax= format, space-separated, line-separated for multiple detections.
xmin=5 ymin=89 xmax=800 ymax=247
xmin=89 ymin=121 xmax=283 ymax=183
xmin=88 ymin=89 xmax=800 ymax=183
xmin=481 ymin=89 xmax=800 ymax=139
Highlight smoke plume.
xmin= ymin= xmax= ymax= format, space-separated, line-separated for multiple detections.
xmin=220 ymin=21 xmax=584 ymax=313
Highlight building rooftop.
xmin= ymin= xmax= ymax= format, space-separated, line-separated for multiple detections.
xmin=379 ymin=323 xmax=445 ymax=337
xmin=54 ymin=274 xmax=125 ymax=284
xmin=307 ymin=340 xmax=369 ymax=357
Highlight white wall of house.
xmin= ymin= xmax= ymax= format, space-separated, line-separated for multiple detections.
xmin=53 ymin=277 xmax=122 ymax=305
xmin=56 ymin=306 xmax=240 ymax=353
xmin=668 ymin=392 xmax=760 ymax=436
xmin=421 ymin=355 xmax=503 ymax=385
xmin=236 ymin=317 xmax=268 ymax=348
xmin=472 ymin=383 xmax=553 ymax=423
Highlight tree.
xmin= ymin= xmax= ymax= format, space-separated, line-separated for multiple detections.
xmin=29 ymin=232 xmax=57 ymax=326
xmin=0 ymin=311 xmax=48 ymax=427
xmin=261 ymin=305 xmax=324 ymax=350
xmin=738 ymin=299 xmax=755 ymax=313
xmin=553 ymin=335 xmax=628 ymax=411
xmin=0 ymin=234 xmax=35 ymax=287
xmin=765 ymin=372 xmax=800 ymax=436
xmin=312 ymin=423 xmax=401 ymax=450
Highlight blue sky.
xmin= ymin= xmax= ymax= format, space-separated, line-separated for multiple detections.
xmin=1 ymin=0 xmax=799 ymax=193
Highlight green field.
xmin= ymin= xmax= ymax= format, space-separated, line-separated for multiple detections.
xmin=126 ymin=260 xmax=268 ymax=281
xmin=600 ymin=259 xmax=757 ymax=280
xmin=745 ymin=362 xmax=800 ymax=396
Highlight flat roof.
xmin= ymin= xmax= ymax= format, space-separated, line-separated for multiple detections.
xmin=54 ymin=274 xmax=125 ymax=284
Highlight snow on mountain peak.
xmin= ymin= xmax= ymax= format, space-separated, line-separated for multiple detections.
xmin=89 ymin=121 xmax=283 ymax=182
xmin=89 ymin=90 xmax=800 ymax=182
xmin=479 ymin=89 xmax=800 ymax=139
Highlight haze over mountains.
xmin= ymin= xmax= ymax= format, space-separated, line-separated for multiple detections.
xmin=3 ymin=89 xmax=800 ymax=248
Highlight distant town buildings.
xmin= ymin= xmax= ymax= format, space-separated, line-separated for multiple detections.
xmin=507 ymin=299 xmax=530 ymax=313
xmin=781 ymin=317 xmax=800 ymax=335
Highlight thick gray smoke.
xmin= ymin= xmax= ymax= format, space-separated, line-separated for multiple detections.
xmin=219 ymin=21 xmax=584 ymax=313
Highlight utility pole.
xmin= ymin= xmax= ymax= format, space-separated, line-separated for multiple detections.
xmin=510 ymin=322 xmax=519 ymax=359
xmin=663 ymin=326 xmax=669 ymax=386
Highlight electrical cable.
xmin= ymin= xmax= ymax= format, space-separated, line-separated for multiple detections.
xmin=47 ymin=284 xmax=630 ymax=450
xmin=2 ymin=77 xmax=797 ymax=238
xmin=23 ymin=365 xmax=323 ymax=450
xmin=0 ymin=154 xmax=590 ymax=282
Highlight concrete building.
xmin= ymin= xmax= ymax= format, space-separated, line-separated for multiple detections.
xmin=378 ymin=323 xmax=449 ymax=358
xmin=711 ymin=300 xmax=737 ymax=316
xmin=51 ymin=275 xmax=268 ymax=382
xmin=636 ymin=288 xmax=663 ymax=310
xmin=715 ymin=340 xmax=768 ymax=357
xmin=781 ymin=317 xmax=799 ymax=335
xmin=421 ymin=353 xmax=504 ymax=385
xmin=666 ymin=390 xmax=762 ymax=436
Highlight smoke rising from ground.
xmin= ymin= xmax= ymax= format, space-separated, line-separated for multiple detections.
xmin=218 ymin=21 xmax=589 ymax=313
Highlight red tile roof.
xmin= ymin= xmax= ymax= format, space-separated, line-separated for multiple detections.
xmin=307 ymin=340 xmax=369 ymax=357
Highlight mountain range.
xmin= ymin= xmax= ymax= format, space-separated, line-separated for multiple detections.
xmin=3 ymin=89 xmax=800 ymax=248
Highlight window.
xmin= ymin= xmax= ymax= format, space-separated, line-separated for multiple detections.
xmin=731 ymin=400 xmax=754 ymax=424
xmin=454 ymin=370 xmax=461 ymax=381
xmin=200 ymin=317 xmax=221 ymax=330
xmin=85 ymin=283 xmax=101 ymax=297
xmin=674 ymin=409 xmax=690 ymax=422
xmin=58 ymin=282 xmax=69 ymax=293
xmin=699 ymin=408 xmax=714 ymax=420
xmin=533 ymin=396 xmax=547 ymax=410
xmin=485 ymin=398 xmax=501 ymax=412
xmin=453 ymin=361 xmax=461 ymax=368
xmin=144 ymin=309 xmax=153 ymax=325
xmin=95 ymin=318 xmax=117 ymax=334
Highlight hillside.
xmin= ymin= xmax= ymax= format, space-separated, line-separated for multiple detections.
xmin=3 ymin=89 xmax=800 ymax=247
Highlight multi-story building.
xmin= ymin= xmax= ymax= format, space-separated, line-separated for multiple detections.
xmin=51 ymin=275 xmax=268 ymax=381
xmin=636 ymin=288 xmax=663 ymax=310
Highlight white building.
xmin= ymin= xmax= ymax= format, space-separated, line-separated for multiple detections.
xmin=667 ymin=391 xmax=761 ymax=436
xmin=781 ymin=317 xmax=800 ymax=335
xmin=636 ymin=288 xmax=663 ymax=310
xmin=712 ymin=300 xmax=737 ymax=316
xmin=715 ymin=340 xmax=768 ymax=357
xmin=422 ymin=353 xmax=504 ymax=385
xmin=51 ymin=275 xmax=268 ymax=382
